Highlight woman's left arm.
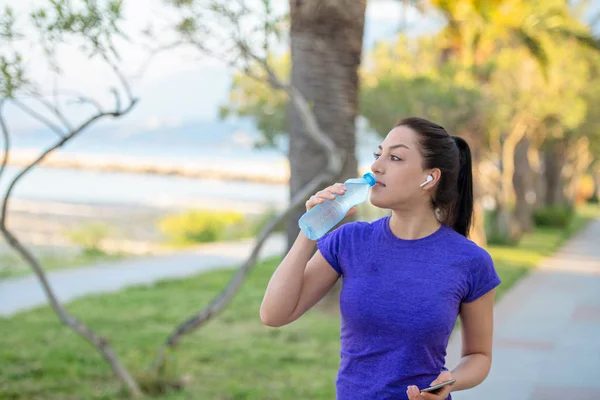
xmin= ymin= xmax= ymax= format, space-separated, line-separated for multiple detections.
xmin=406 ymin=289 xmax=497 ymax=400
xmin=449 ymin=288 xmax=496 ymax=392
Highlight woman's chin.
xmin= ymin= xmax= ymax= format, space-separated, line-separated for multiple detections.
xmin=369 ymin=193 xmax=389 ymax=209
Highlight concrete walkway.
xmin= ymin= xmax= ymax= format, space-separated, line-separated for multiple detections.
xmin=446 ymin=218 xmax=600 ymax=400
xmin=0 ymin=234 xmax=285 ymax=317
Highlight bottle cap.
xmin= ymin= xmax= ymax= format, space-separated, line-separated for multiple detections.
xmin=363 ymin=172 xmax=376 ymax=186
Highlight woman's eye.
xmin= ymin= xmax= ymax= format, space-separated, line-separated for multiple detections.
xmin=373 ymin=153 xmax=402 ymax=161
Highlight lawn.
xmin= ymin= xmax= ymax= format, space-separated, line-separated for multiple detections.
xmin=0 ymin=204 xmax=598 ymax=399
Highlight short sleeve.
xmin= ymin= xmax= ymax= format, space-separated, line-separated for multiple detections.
xmin=464 ymin=250 xmax=502 ymax=303
xmin=316 ymin=224 xmax=348 ymax=275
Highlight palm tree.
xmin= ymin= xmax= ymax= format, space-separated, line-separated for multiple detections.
xmin=431 ymin=0 xmax=600 ymax=241
xmin=286 ymin=1 xmax=367 ymax=249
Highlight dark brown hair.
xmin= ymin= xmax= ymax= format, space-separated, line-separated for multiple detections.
xmin=397 ymin=117 xmax=474 ymax=237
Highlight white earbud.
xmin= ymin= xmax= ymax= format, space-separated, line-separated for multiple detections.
xmin=420 ymin=175 xmax=434 ymax=187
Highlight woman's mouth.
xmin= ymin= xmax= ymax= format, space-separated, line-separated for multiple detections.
xmin=374 ymin=182 xmax=386 ymax=187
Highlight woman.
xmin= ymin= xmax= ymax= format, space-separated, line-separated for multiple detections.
xmin=260 ymin=117 xmax=501 ymax=400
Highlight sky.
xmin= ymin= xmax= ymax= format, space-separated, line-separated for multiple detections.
xmin=0 ymin=0 xmax=439 ymax=135
xmin=1 ymin=0 xmax=598 ymax=136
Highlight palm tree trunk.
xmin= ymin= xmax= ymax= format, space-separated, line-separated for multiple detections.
xmin=513 ymin=137 xmax=537 ymax=232
xmin=286 ymin=0 xmax=366 ymax=250
xmin=544 ymin=138 xmax=568 ymax=207
xmin=494 ymin=118 xmax=527 ymax=242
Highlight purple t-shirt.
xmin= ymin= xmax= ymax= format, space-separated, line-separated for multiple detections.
xmin=317 ymin=215 xmax=501 ymax=400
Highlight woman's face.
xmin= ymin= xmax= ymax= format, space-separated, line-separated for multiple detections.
xmin=369 ymin=125 xmax=434 ymax=210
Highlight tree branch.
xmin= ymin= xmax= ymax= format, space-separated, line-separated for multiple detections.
xmin=0 ymin=98 xmax=136 ymax=225
xmin=152 ymin=0 xmax=344 ymax=371
xmin=0 ymin=100 xmax=10 ymax=184
xmin=100 ymin=51 xmax=134 ymax=104
xmin=153 ymin=162 xmax=339 ymax=372
xmin=0 ymin=96 xmax=140 ymax=396
xmin=31 ymin=89 xmax=74 ymax=132
xmin=12 ymin=99 xmax=66 ymax=139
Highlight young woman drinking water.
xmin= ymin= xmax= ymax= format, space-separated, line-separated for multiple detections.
xmin=260 ymin=117 xmax=501 ymax=400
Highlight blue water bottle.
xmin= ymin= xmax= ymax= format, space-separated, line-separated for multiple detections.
xmin=298 ymin=172 xmax=376 ymax=240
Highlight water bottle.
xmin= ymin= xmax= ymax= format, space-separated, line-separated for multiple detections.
xmin=298 ymin=172 xmax=376 ymax=240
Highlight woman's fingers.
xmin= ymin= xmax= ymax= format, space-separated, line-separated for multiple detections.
xmin=316 ymin=190 xmax=336 ymax=200
xmin=305 ymin=183 xmax=347 ymax=211
xmin=406 ymin=386 xmax=424 ymax=400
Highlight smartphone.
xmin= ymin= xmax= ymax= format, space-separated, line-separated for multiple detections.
xmin=420 ymin=378 xmax=456 ymax=393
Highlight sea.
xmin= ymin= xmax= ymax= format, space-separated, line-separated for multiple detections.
xmin=2 ymin=118 xmax=382 ymax=214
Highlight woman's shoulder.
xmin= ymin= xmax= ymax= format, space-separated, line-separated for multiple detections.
xmin=441 ymin=226 xmax=494 ymax=264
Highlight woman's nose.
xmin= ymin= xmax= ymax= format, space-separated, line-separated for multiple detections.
xmin=371 ymin=159 xmax=383 ymax=175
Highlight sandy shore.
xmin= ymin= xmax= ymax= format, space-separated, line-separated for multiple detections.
xmin=7 ymin=149 xmax=291 ymax=185
xmin=1 ymin=195 xmax=288 ymax=256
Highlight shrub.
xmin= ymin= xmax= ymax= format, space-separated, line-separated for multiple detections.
xmin=158 ymin=210 xmax=245 ymax=245
xmin=67 ymin=222 xmax=111 ymax=256
xmin=533 ymin=206 xmax=574 ymax=228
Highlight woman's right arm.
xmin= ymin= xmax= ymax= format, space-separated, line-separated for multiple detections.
xmin=259 ymin=183 xmax=355 ymax=327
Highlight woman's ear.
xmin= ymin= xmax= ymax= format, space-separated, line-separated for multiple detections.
xmin=422 ymin=169 xmax=441 ymax=188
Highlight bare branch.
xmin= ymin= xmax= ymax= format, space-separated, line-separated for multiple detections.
xmin=24 ymin=89 xmax=106 ymax=114
xmin=152 ymin=8 xmax=343 ymax=368
xmin=30 ymin=88 xmax=74 ymax=132
xmin=70 ymin=95 xmax=105 ymax=114
xmin=100 ymin=51 xmax=134 ymax=104
xmin=0 ymin=97 xmax=137 ymax=225
xmin=246 ymin=50 xmax=341 ymax=171
xmin=110 ymin=88 xmax=122 ymax=112
xmin=132 ymin=40 xmax=186 ymax=81
xmin=153 ymin=146 xmax=342 ymax=372
xmin=12 ymin=99 xmax=66 ymax=139
xmin=0 ymin=100 xmax=10 ymax=184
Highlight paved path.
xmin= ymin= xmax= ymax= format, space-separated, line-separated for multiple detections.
xmin=446 ymin=219 xmax=600 ymax=400
xmin=0 ymin=234 xmax=286 ymax=317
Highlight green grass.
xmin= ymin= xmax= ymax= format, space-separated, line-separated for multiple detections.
xmin=0 ymin=204 xmax=598 ymax=399
xmin=0 ymin=250 xmax=126 ymax=279
xmin=0 ymin=256 xmax=341 ymax=400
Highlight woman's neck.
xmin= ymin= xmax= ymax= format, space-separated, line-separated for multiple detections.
xmin=388 ymin=206 xmax=441 ymax=240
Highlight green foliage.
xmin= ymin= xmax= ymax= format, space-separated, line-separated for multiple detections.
xmin=158 ymin=208 xmax=286 ymax=246
xmin=219 ymin=54 xmax=290 ymax=149
xmin=533 ymin=205 xmax=575 ymax=228
xmin=158 ymin=210 xmax=246 ymax=245
xmin=360 ymin=38 xmax=485 ymax=137
xmin=30 ymin=0 xmax=125 ymax=60
xmin=1 ymin=1 xmax=126 ymax=99
xmin=67 ymin=222 xmax=112 ymax=256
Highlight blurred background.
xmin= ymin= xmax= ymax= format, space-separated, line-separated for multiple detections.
xmin=1 ymin=0 xmax=599 ymax=399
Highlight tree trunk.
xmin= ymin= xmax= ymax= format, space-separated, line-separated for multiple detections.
xmin=513 ymin=137 xmax=536 ymax=232
xmin=460 ymin=122 xmax=487 ymax=247
xmin=494 ymin=119 xmax=528 ymax=242
xmin=286 ymin=0 xmax=366 ymax=250
xmin=593 ymin=163 xmax=600 ymax=200
xmin=565 ymin=136 xmax=593 ymax=206
xmin=543 ymin=138 xmax=569 ymax=207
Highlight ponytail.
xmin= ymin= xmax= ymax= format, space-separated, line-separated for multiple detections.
xmin=451 ymin=136 xmax=474 ymax=237
xmin=396 ymin=117 xmax=474 ymax=238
